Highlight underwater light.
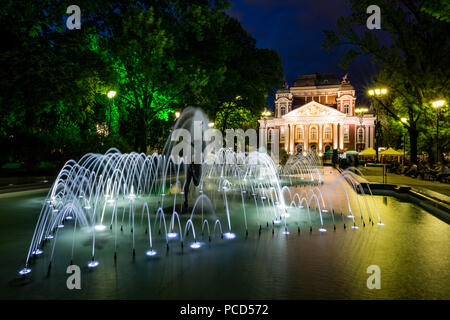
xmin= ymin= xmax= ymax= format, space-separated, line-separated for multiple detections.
xmin=84 ymin=205 xmax=91 ymax=209
xmin=107 ymin=199 xmax=115 ymax=203
xmin=128 ymin=193 xmax=136 ymax=200
xmin=377 ymin=222 xmax=385 ymax=226
xmin=87 ymin=260 xmax=99 ymax=268
xmin=167 ymin=232 xmax=178 ymax=239
xmin=190 ymin=242 xmax=202 ymax=249
xmin=319 ymin=228 xmax=327 ymax=232
xmin=18 ymin=268 xmax=32 ymax=275
xmin=65 ymin=216 xmax=73 ymax=221
xmin=273 ymin=220 xmax=281 ymax=224
xmin=299 ymin=205 xmax=304 ymax=209
xmin=95 ymin=224 xmax=106 ymax=231
xmin=52 ymin=209 xmax=59 ymax=213
xmin=57 ymin=224 xmax=64 ymax=228
xmin=281 ymin=213 xmax=290 ymax=218
xmin=45 ymin=235 xmax=54 ymax=240
xmin=32 ymin=249 xmax=44 ymax=255
xmin=322 ymin=209 xmax=328 ymax=213
xmin=347 ymin=214 xmax=354 ymax=218
xmin=283 ymin=230 xmax=290 ymax=235
xmin=352 ymin=225 xmax=359 ymax=229
xmin=223 ymin=232 xmax=236 ymax=240
xmin=145 ymin=250 xmax=157 ymax=256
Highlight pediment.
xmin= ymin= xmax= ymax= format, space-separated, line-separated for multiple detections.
xmin=283 ymin=101 xmax=345 ymax=118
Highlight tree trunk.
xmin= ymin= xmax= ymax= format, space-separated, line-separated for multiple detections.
xmin=221 ymin=111 xmax=230 ymax=135
xmin=409 ymin=127 xmax=418 ymax=164
xmin=139 ymin=118 xmax=147 ymax=153
xmin=136 ymin=108 xmax=147 ymax=153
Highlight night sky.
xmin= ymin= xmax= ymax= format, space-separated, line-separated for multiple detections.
xmin=228 ymin=0 xmax=380 ymax=106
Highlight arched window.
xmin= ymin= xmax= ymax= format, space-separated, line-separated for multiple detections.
xmin=280 ymin=106 xmax=286 ymax=116
xmin=310 ymin=126 xmax=318 ymax=141
xmin=343 ymin=104 xmax=349 ymax=114
xmin=324 ymin=125 xmax=332 ymax=140
xmin=296 ymin=126 xmax=304 ymax=140
xmin=357 ymin=127 xmax=364 ymax=143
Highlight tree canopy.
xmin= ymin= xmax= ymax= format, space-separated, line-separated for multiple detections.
xmin=323 ymin=0 xmax=449 ymax=163
xmin=0 ymin=0 xmax=283 ymax=167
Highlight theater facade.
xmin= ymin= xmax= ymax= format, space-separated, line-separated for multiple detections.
xmin=258 ymin=73 xmax=376 ymax=155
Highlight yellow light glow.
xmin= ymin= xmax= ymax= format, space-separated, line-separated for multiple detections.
xmin=107 ymin=90 xmax=117 ymax=99
xmin=381 ymin=88 xmax=387 ymax=94
xmin=208 ymin=122 xmax=214 ymax=128
xmin=262 ymin=109 xmax=272 ymax=117
xmin=401 ymin=117 xmax=408 ymax=123
xmin=375 ymin=89 xmax=381 ymax=95
xmin=175 ymin=111 xmax=180 ymax=119
xmin=432 ymin=100 xmax=445 ymax=108
xmin=355 ymin=107 xmax=368 ymax=114
xmin=368 ymin=90 xmax=374 ymax=96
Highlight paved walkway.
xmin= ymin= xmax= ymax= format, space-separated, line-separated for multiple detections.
xmin=356 ymin=166 xmax=450 ymax=200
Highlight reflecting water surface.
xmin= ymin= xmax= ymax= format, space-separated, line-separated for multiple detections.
xmin=0 ymin=189 xmax=449 ymax=299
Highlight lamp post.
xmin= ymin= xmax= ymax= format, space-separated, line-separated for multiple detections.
xmin=107 ymin=90 xmax=117 ymax=134
xmin=355 ymin=107 xmax=368 ymax=152
xmin=401 ymin=117 xmax=408 ymax=165
xmin=432 ymin=100 xmax=445 ymax=163
xmin=261 ymin=109 xmax=272 ymax=146
xmin=368 ymin=88 xmax=388 ymax=163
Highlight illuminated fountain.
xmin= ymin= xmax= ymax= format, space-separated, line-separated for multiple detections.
xmin=18 ymin=108 xmax=383 ymax=276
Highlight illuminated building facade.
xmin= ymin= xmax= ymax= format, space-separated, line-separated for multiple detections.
xmin=259 ymin=73 xmax=375 ymax=154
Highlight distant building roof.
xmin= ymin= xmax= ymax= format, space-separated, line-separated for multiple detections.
xmin=292 ymin=73 xmax=340 ymax=87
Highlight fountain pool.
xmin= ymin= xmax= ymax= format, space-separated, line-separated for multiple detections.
xmin=1 ymin=187 xmax=449 ymax=299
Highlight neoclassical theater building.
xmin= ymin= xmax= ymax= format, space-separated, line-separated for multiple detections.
xmin=258 ymin=73 xmax=376 ymax=155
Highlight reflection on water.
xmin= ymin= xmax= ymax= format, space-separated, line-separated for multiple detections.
xmin=0 ymin=190 xmax=449 ymax=299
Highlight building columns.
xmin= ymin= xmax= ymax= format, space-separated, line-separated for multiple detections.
xmin=339 ymin=123 xmax=344 ymax=149
xmin=318 ymin=124 xmax=323 ymax=153
xmin=365 ymin=125 xmax=369 ymax=149
xmin=333 ymin=123 xmax=338 ymax=149
xmin=304 ymin=124 xmax=309 ymax=153
xmin=259 ymin=127 xmax=265 ymax=150
xmin=289 ymin=124 xmax=295 ymax=154
xmin=284 ymin=124 xmax=289 ymax=152
xmin=369 ymin=125 xmax=374 ymax=148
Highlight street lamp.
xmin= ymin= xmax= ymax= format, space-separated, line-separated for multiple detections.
xmin=175 ymin=111 xmax=181 ymax=119
xmin=432 ymin=99 xmax=446 ymax=163
xmin=107 ymin=90 xmax=117 ymax=134
xmin=261 ymin=109 xmax=272 ymax=146
xmin=368 ymin=88 xmax=388 ymax=162
xmin=208 ymin=122 xmax=215 ymax=128
xmin=368 ymin=88 xmax=388 ymax=96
